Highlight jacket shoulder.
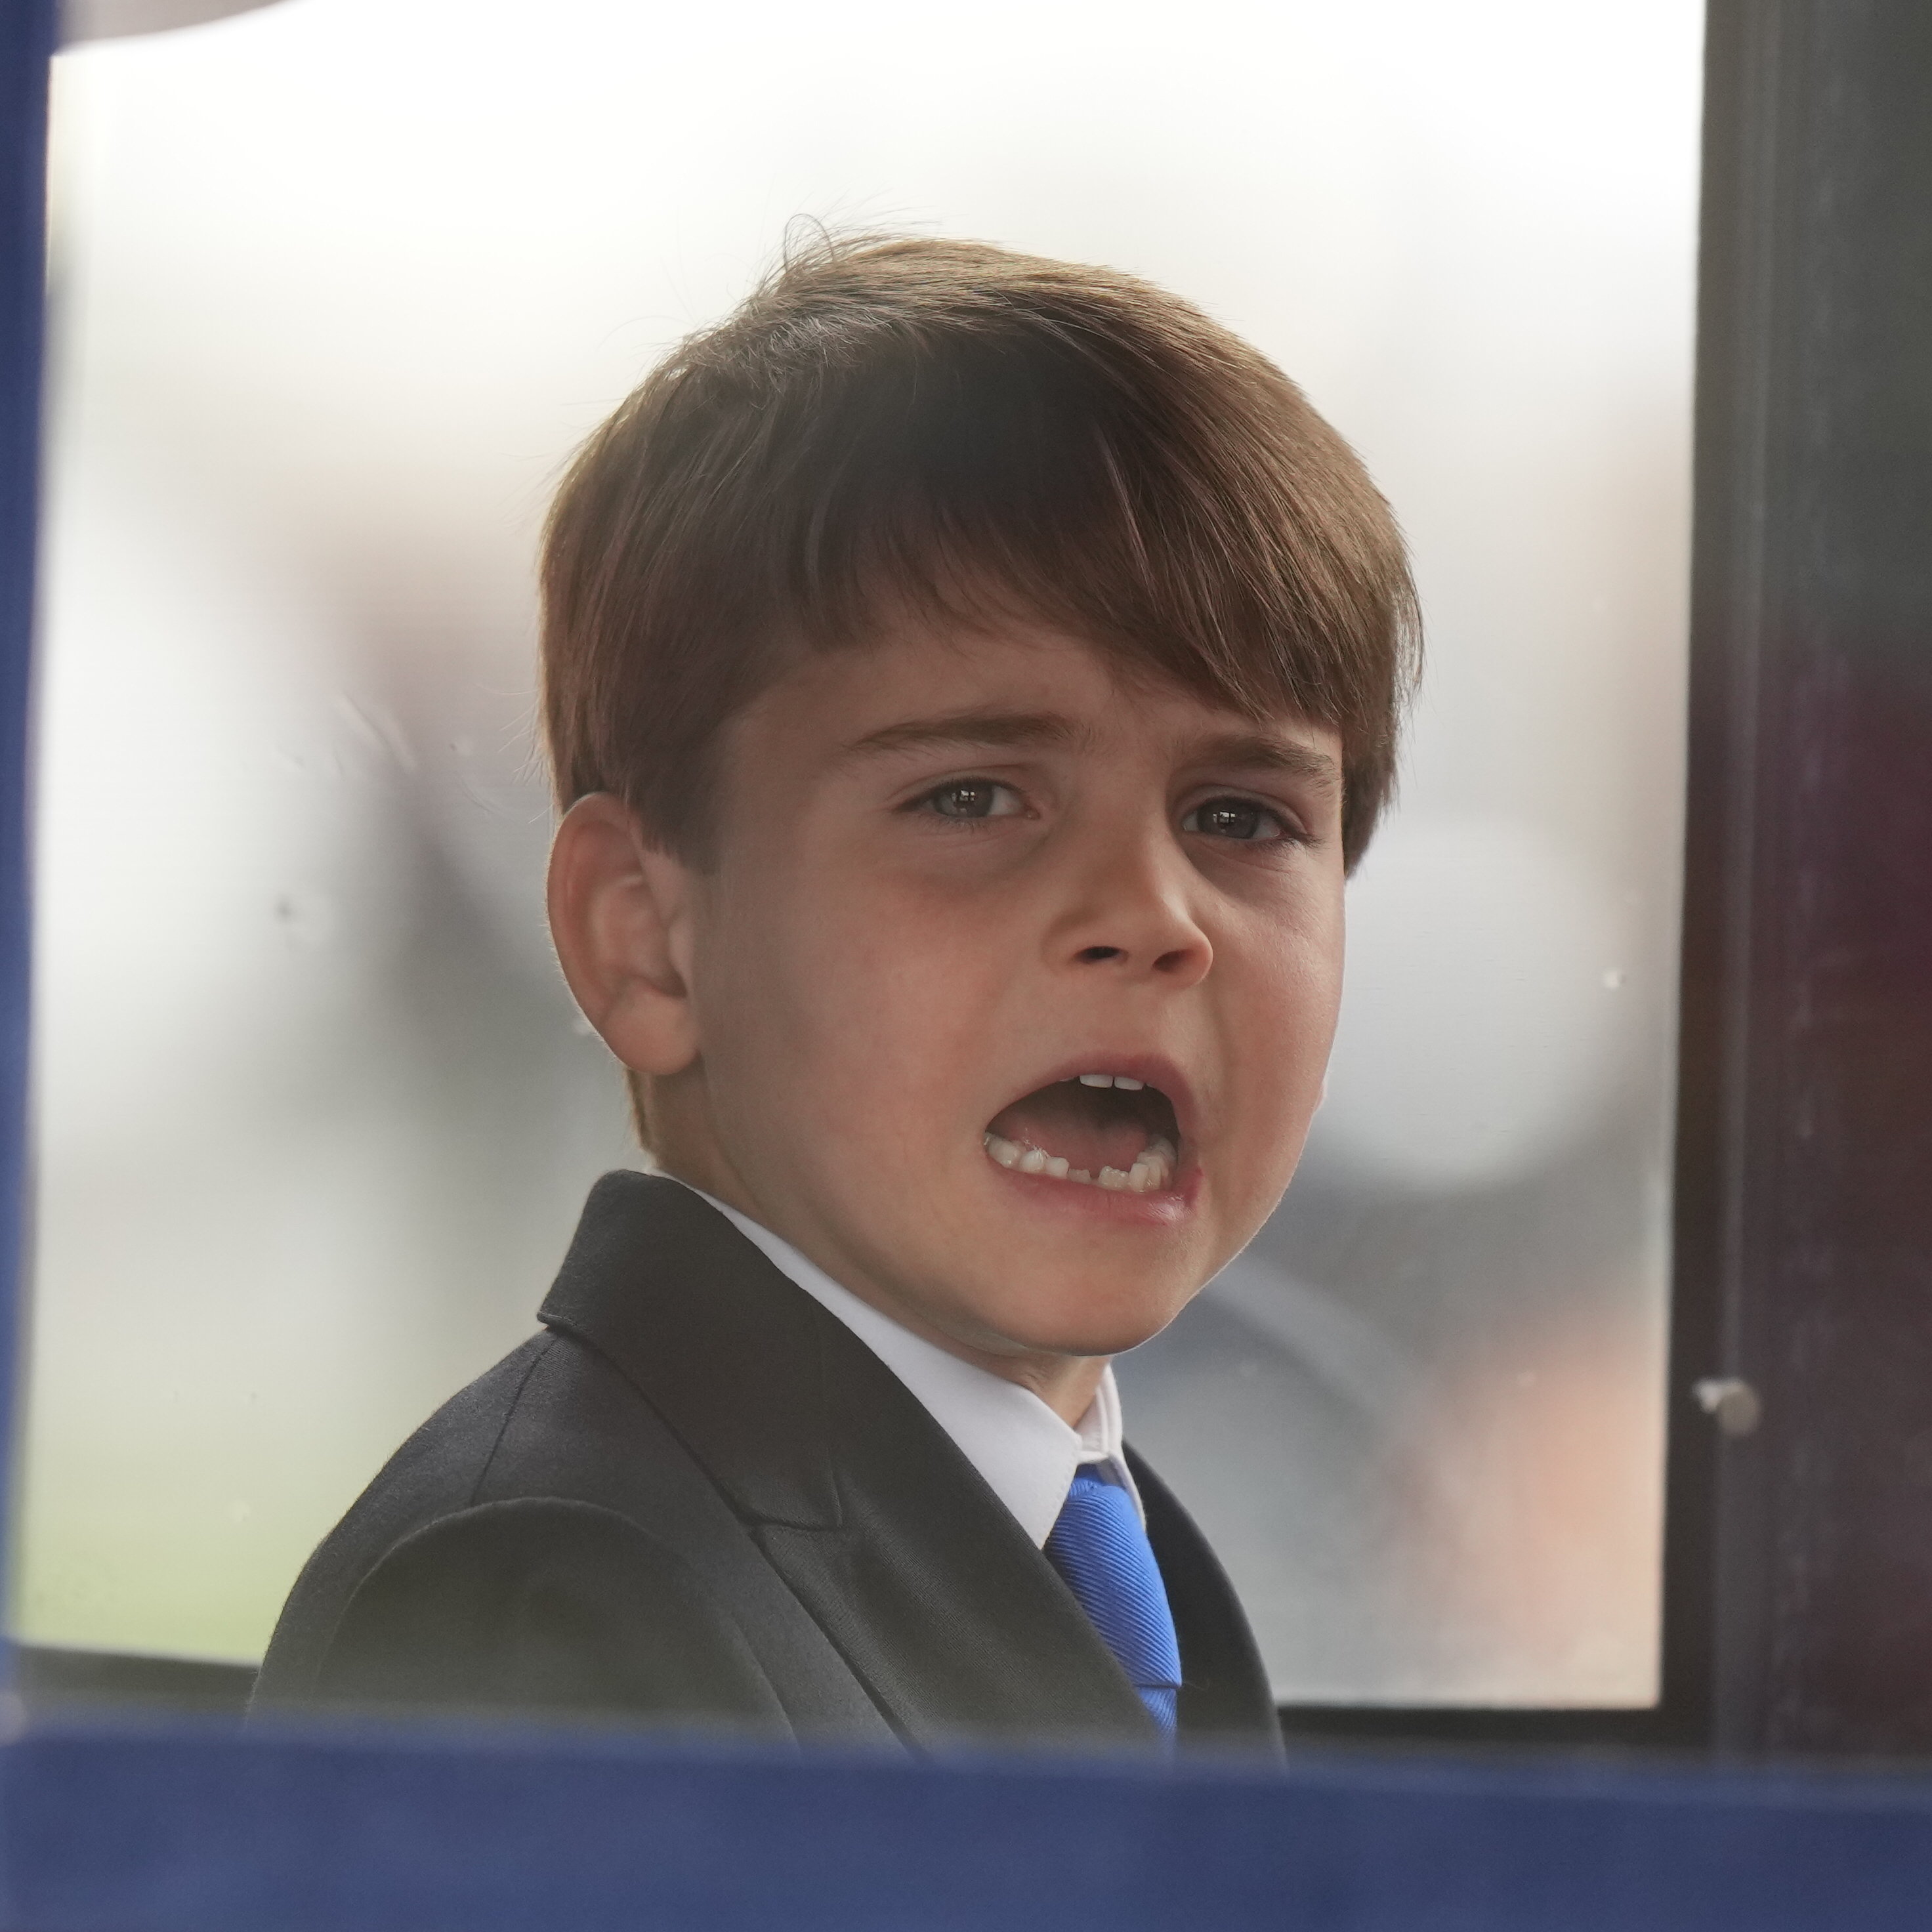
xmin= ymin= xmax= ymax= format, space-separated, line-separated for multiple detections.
xmin=254 ymin=1334 xmax=555 ymax=1689
xmin=275 ymin=1494 xmax=790 ymax=1732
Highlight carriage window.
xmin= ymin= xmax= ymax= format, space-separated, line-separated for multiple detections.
xmin=17 ymin=0 xmax=1702 ymax=1710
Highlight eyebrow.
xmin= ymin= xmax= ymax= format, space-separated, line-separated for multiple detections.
xmin=839 ymin=708 xmax=1090 ymax=761
xmin=839 ymin=709 xmax=1342 ymax=790
xmin=1188 ymin=731 xmax=1343 ymax=791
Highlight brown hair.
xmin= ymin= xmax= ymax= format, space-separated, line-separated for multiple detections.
xmin=543 ymin=232 xmax=1418 ymax=854
xmin=543 ymin=236 xmax=1418 ymax=1133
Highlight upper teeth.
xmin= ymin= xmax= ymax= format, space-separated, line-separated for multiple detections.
xmin=1078 ymin=1072 xmax=1144 ymax=1090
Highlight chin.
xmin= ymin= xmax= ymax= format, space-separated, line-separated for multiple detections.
xmin=976 ymin=1283 xmax=1190 ymax=1359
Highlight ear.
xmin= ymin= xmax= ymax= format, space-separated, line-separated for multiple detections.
xmin=547 ymin=793 xmax=702 ymax=1077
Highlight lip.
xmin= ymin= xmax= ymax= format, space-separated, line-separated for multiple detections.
xmin=984 ymin=1049 xmax=1201 ymax=1167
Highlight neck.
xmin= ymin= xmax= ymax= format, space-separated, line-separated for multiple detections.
xmin=656 ymin=1149 xmax=1111 ymax=1429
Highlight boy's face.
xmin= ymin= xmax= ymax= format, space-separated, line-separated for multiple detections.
xmin=629 ymin=619 xmax=1345 ymax=1376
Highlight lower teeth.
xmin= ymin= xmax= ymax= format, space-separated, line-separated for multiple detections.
xmin=982 ymin=1132 xmax=1177 ymax=1194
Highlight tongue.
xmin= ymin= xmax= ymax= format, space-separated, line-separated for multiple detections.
xmin=986 ymin=1086 xmax=1152 ymax=1177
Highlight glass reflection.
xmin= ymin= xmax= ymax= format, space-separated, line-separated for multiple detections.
xmin=20 ymin=0 xmax=1700 ymax=1708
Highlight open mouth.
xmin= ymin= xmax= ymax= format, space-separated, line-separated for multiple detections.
xmin=982 ymin=1073 xmax=1183 ymax=1196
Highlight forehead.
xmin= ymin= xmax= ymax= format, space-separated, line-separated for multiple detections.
xmin=733 ymin=616 xmax=1342 ymax=773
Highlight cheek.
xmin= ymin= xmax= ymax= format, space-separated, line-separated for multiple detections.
xmin=1300 ymin=918 xmax=1348 ymax=1059
xmin=698 ymin=865 xmax=1001 ymax=1144
xmin=1227 ymin=907 xmax=1345 ymax=1125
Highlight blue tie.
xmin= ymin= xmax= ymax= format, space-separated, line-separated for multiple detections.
xmin=1044 ymin=1466 xmax=1183 ymax=1738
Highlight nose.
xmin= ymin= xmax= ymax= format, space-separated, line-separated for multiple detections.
xmin=1046 ymin=822 xmax=1213 ymax=991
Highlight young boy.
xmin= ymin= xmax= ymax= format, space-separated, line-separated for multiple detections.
xmin=253 ymin=236 xmax=1418 ymax=1754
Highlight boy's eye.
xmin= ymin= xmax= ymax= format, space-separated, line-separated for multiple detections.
xmin=915 ymin=779 xmax=1024 ymax=821
xmin=1181 ymin=796 xmax=1297 ymax=843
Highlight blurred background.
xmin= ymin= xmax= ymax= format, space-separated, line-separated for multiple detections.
xmin=18 ymin=0 xmax=1700 ymax=1703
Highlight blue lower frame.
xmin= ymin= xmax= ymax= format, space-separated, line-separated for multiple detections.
xmin=9 ymin=4 xmax=1932 ymax=1925
xmin=3 ymin=1713 xmax=1932 ymax=1931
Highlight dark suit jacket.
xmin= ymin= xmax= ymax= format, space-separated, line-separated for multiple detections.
xmin=254 ymin=1173 xmax=1282 ymax=1756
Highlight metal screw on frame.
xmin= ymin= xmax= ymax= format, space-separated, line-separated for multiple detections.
xmin=1693 ymin=1376 xmax=1763 ymax=1438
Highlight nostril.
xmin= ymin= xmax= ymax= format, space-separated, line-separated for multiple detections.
xmin=1078 ymin=946 xmax=1124 ymax=963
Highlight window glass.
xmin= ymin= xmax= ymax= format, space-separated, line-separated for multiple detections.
xmin=20 ymin=0 xmax=1701 ymax=1702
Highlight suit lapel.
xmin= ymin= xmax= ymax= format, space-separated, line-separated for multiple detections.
xmin=540 ymin=1173 xmax=1156 ymax=1751
xmin=539 ymin=1172 xmax=842 ymax=1529
xmin=759 ymin=1318 xmax=1160 ymax=1752
xmin=1131 ymin=1446 xmax=1285 ymax=1754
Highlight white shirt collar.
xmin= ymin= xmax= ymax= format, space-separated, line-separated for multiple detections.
xmin=671 ymin=1179 xmax=1141 ymax=1547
